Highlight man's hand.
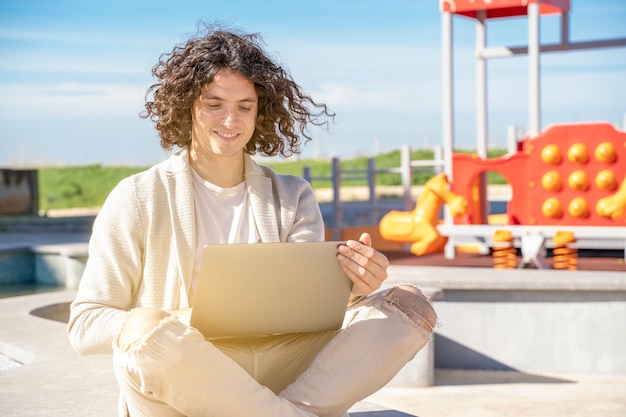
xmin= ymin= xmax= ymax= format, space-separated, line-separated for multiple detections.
xmin=337 ymin=232 xmax=389 ymax=298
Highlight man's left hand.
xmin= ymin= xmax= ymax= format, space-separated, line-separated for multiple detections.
xmin=337 ymin=232 xmax=389 ymax=298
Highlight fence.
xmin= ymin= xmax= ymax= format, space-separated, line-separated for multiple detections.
xmin=303 ymin=145 xmax=444 ymax=240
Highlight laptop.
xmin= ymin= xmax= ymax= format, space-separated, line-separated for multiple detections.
xmin=190 ymin=241 xmax=353 ymax=339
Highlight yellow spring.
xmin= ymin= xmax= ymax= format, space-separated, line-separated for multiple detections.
xmin=492 ymin=230 xmax=516 ymax=269
xmin=493 ymin=245 xmax=517 ymax=269
xmin=553 ymin=231 xmax=578 ymax=271
xmin=553 ymin=246 xmax=578 ymax=270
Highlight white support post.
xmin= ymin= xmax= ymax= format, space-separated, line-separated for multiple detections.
xmin=476 ymin=9 xmax=488 ymax=160
xmin=441 ymin=11 xmax=454 ymax=181
xmin=434 ymin=145 xmax=444 ymax=174
xmin=475 ymin=9 xmax=489 ymax=224
xmin=441 ymin=11 xmax=456 ymax=259
xmin=507 ymin=125 xmax=519 ymax=155
xmin=528 ymin=2 xmax=541 ymax=136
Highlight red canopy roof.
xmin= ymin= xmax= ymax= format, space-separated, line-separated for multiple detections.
xmin=440 ymin=0 xmax=570 ymax=19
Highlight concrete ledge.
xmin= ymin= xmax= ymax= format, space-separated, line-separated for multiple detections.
xmin=0 ymin=235 xmax=89 ymax=289
xmin=29 ymin=242 xmax=89 ymax=258
xmin=0 ymin=233 xmax=90 ymax=251
xmin=349 ymin=402 xmax=416 ymax=416
xmin=386 ymin=265 xmax=626 ymax=375
xmin=387 ymin=265 xmax=626 ymax=291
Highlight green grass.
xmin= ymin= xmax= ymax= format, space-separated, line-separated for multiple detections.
xmin=38 ymin=148 xmax=508 ymax=210
xmin=39 ymin=165 xmax=149 ymax=211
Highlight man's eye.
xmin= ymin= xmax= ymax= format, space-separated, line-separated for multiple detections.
xmin=240 ymin=107 xmax=252 ymax=112
xmin=206 ymin=104 xmax=221 ymax=109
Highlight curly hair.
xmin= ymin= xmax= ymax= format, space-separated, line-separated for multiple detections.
xmin=141 ymin=23 xmax=335 ymax=157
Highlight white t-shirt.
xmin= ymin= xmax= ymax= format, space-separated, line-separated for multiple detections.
xmin=189 ymin=168 xmax=259 ymax=303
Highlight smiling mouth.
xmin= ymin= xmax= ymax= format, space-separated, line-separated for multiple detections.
xmin=215 ymin=131 xmax=239 ymax=139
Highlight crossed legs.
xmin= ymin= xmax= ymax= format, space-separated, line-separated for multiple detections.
xmin=279 ymin=285 xmax=437 ymax=416
xmin=113 ymin=285 xmax=437 ymax=417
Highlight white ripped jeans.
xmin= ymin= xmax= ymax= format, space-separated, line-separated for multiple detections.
xmin=113 ymin=285 xmax=437 ymax=417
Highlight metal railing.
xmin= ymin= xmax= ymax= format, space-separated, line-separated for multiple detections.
xmin=303 ymin=145 xmax=444 ymax=240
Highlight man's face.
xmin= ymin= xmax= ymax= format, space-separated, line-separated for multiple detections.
xmin=190 ymin=68 xmax=258 ymax=161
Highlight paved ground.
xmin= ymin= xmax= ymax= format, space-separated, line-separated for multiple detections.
xmin=368 ymin=370 xmax=626 ymax=417
xmin=1 ymin=282 xmax=625 ymax=417
xmin=1 ymin=229 xmax=625 ymax=416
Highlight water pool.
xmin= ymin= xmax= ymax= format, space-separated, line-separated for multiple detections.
xmin=0 ymin=246 xmax=87 ymax=297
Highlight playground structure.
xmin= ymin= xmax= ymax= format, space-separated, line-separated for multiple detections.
xmin=379 ymin=173 xmax=467 ymax=256
xmin=597 ymin=170 xmax=626 ymax=221
xmin=379 ymin=0 xmax=626 ymax=264
xmin=451 ymin=122 xmax=626 ymax=227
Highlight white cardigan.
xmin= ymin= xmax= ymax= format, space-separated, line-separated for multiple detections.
xmin=67 ymin=149 xmax=324 ymax=355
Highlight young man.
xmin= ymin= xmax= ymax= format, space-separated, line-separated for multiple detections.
xmin=67 ymin=25 xmax=437 ymax=417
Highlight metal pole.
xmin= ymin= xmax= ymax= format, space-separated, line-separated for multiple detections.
xmin=442 ymin=11 xmax=456 ymax=259
xmin=475 ymin=9 xmax=489 ymax=225
xmin=441 ymin=11 xmax=454 ymax=181
xmin=367 ymin=158 xmax=377 ymax=224
xmin=561 ymin=10 xmax=570 ymax=48
xmin=507 ymin=125 xmax=519 ymax=155
xmin=434 ymin=145 xmax=443 ymax=174
xmin=528 ymin=2 xmax=541 ymax=136
xmin=332 ymin=157 xmax=342 ymax=241
xmin=400 ymin=145 xmax=413 ymax=211
xmin=480 ymin=37 xmax=626 ymax=58
xmin=476 ymin=9 xmax=488 ymax=160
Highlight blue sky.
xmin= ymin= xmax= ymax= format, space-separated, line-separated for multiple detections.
xmin=1 ymin=0 xmax=625 ymax=166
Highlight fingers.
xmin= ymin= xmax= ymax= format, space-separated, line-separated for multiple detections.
xmin=358 ymin=232 xmax=372 ymax=247
xmin=337 ymin=234 xmax=389 ymax=297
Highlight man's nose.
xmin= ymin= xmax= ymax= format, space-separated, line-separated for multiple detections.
xmin=223 ymin=108 xmax=238 ymax=127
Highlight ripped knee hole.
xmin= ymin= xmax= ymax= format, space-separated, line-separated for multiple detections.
xmin=117 ymin=308 xmax=171 ymax=350
xmin=385 ymin=285 xmax=438 ymax=333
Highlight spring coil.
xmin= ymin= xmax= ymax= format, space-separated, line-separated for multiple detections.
xmin=553 ymin=246 xmax=578 ymax=270
xmin=552 ymin=231 xmax=578 ymax=271
xmin=492 ymin=230 xmax=516 ymax=269
xmin=493 ymin=245 xmax=517 ymax=269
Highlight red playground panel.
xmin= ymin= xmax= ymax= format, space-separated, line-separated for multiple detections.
xmin=451 ymin=122 xmax=626 ymax=226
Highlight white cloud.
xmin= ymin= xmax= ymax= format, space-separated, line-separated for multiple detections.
xmin=0 ymin=82 xmax=146 ymax=120
xmin=310 ymin=81 xmax=423 ymax=111
xmin=0 ymin=47 xmax=153 ymax=77
xmin=0 ymin=27 xmax=166 ymax=50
